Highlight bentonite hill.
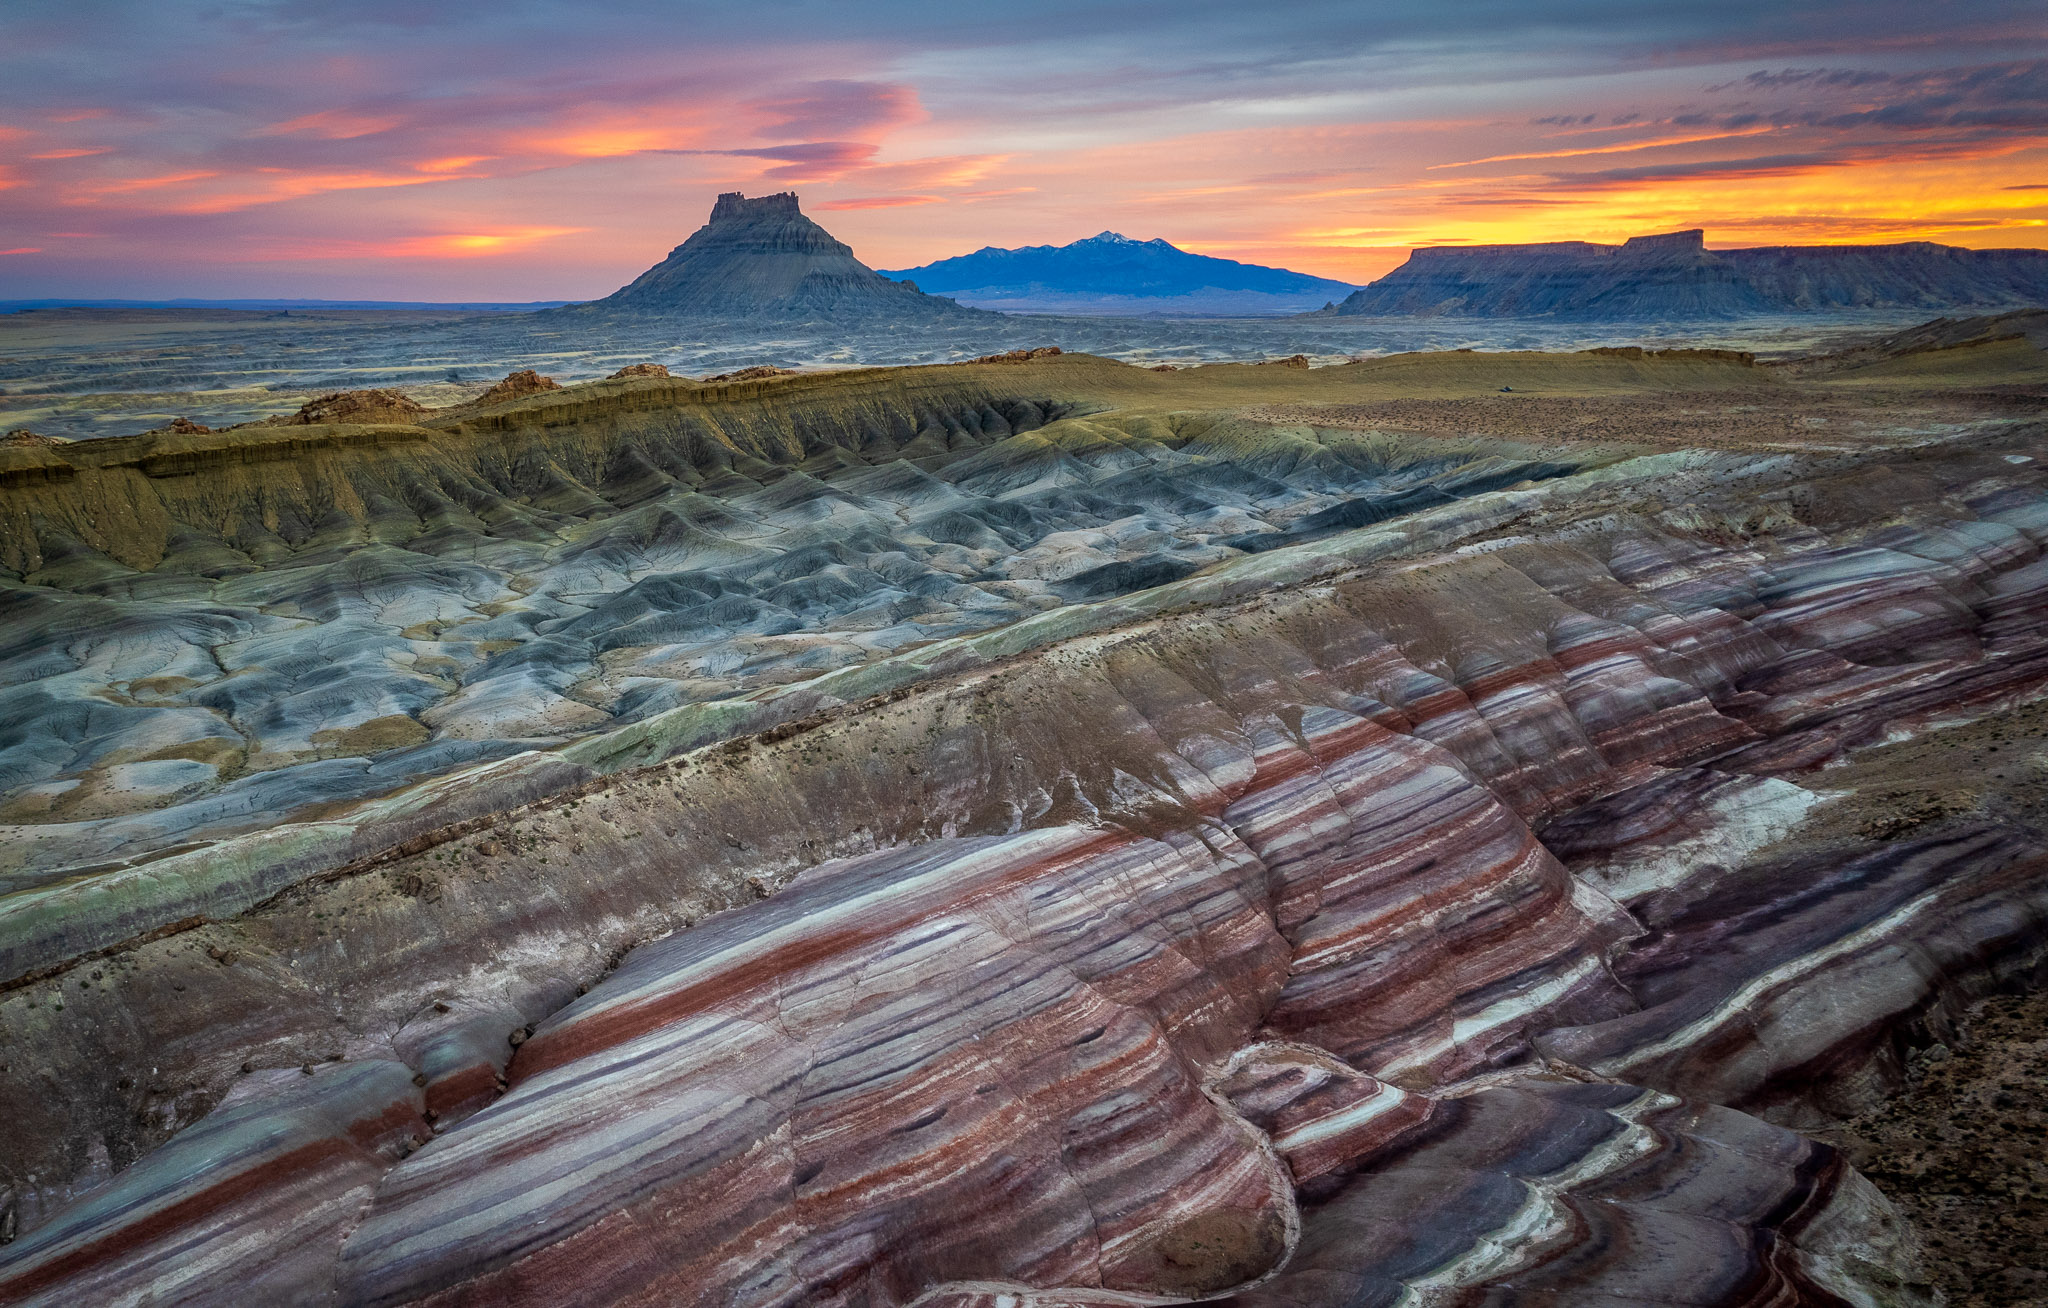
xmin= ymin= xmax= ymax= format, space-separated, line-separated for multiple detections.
xmin=4 ymin=315 xmax=2048 ymax=1303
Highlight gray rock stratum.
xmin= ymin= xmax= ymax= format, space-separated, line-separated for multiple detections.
xmin=3 ymin=338 xmax=2048 ymax=1303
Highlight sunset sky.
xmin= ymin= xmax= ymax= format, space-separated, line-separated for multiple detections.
xmin=2 ymin=0 xmax=2046 ymax=300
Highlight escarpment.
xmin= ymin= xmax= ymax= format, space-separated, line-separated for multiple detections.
xmin=3 ymin=346 xmax=2048 ymax=1303
xmin=1334 ymin=227 xmax=2048 ymax=319
xmin=0 ymin=356 xmax=1122 ymax=575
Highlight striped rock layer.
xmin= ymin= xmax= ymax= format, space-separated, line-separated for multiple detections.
xmin=9 ymin=438 xmax=2048 ymax=1304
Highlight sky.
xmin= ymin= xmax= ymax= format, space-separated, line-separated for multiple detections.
xmin=1 ymin=0 xmax=2046 ymax=300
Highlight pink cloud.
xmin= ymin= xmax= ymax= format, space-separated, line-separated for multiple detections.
xmin=259 ymin=109 xmax=405 ymax=140
xmin=657 ymin=141 xmax=882 ymax=181
xmin=816 ymin=195 xmax=943 ymax=210
xmin=2 ymin=14 xmax=2044 ymax=300
xmin=63 ymin=168 xmax=478 ymax=214
xmin=750 ymin=81 xmax=923 ymax=138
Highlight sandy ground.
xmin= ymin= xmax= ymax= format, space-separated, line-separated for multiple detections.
xmin=1829 ymin=993 xmax=2048 ymax=1306
xmin=1771 ymin=695 xmax=2048 ymax=1304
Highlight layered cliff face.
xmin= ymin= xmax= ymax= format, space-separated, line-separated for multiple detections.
xmin=579 ymin=191 xmax=983 ymax=322
xmin=1335 ymin=228 xmax=2048 ymax=319
xmin=3 ymin=345 xmax=2048 ymax=1304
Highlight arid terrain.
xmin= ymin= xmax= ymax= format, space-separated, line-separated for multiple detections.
xmin=0 ymin=300 xmax=1936 ymax=441
xmin=4 ymin=320 xmax=2048 ymax=1304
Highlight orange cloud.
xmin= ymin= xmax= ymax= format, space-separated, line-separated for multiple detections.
xmin=28 ymin=147 xmax=113 ymax=160
xmin=73 ymin=170 xmax=220 ymax=195
xmin=1429 ymin=126 xmax=1786 ymax=169
xmin=0 ymin=247 xmax=40 ymax=255
xmin=964 ymin=103 xmax=2048 ymax=286
xmin=65 ymin=168 xmax=481 ymax=213
xmin=541 ymin=124 xmax=701 ymax=158
xmin=215 ymin=226 xmax=588 ymax=262
xmin=1327 ymin=150 xmax=2048 ymax=252
xmin=386 ymin=226 xmax=588 ymax=257
xmin=415 ymin=155 xmax=496 ymax=173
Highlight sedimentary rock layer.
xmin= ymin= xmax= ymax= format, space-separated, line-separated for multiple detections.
xmin=3 ymin=351 xmax=2046 ymax=1304
xmin=1216 ymin=1071 xmax=1918 ymax=1308
xmin=0 ymin=1061 xmax=427 ymax=1306
xmin=341 ymin=829 xmax=1293 ymax=1305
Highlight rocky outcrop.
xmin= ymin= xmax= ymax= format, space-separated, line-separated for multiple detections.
xmin=967 ymin=345 xmax=1064 ymax=364
xmin=284 ymin=388 xmax=433 ymax=426
xmin=469 ymin=368 xmax=561 ymax=406
xmin=577 ymin=192 xmax=987 ymax=323
xmin=1335 ymin=228 xmax=2048 ymax=319
xmin=700 ymin=363 xmax=799 ymax=381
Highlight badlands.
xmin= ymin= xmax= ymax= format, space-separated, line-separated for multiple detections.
xmin=3 ymin=327 xmax=2048 ymax=1304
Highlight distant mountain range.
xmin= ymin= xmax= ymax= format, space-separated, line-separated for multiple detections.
xmin=880 ymin=232 xmax=1358 ymax=316
xmin=1325 ymin=229 xmax=2048 ymax=319
xmin=30 ymin=213 xmax=2044 ymax=326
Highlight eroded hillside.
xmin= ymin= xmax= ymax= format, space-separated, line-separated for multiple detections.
xmin=4 ymin=341 xmax=2048 ymax=1304
xmin=0 ymin=350 xmax=1760 ymax=882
